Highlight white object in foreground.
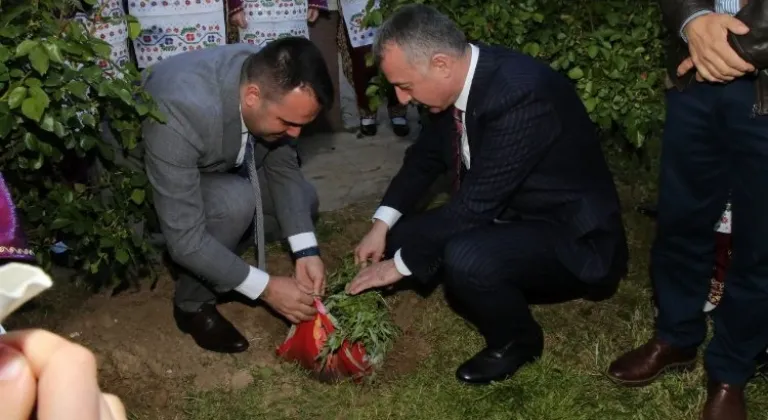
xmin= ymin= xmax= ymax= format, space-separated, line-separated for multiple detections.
xmin=0 ymin=262 xmax=53 ymax=325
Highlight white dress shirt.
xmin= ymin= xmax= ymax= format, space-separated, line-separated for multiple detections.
xmin=234 ymin=111 xmax=318 ymax=299
xmin=373 ymin=44 xmax=480 ymax=276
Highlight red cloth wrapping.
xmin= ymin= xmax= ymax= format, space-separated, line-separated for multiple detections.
xmin=276 ymin=299 xmax=372 ymax=383
xmin=706 ymin=203 xmax=732 ymax=310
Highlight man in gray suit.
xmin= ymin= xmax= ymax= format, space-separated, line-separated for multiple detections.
xmin=141 ymin=38 xmax=334 ymax=353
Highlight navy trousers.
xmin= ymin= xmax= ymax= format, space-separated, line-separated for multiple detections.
xmin=654 ymin=77 xmax=768 ymax=385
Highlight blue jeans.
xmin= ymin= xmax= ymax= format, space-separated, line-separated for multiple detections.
xmin=653 ymin=77 xmax=768 ymax=385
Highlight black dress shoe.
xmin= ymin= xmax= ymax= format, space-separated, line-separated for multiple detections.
xmin=455 ymin=341 xmax=541 ymax=385
xmin=174 ymin=304 xmax=249 ymax=353
xmin=391 ymin=118 xmax=410 ymax=137
xmin=360 ymin=121 xmax=377 ymax=136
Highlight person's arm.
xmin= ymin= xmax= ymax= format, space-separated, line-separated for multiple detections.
xmin=260 ymin=140 xmax=317 ymax=253
xmin=372 ymin=111 xmax=448 ymax=229
xmin=729 ymin=0 xmax=768 ymax=69
xmin=143 ymin=111 xmax=269 ymax=300
xmin=658 ymin=0 xmax=714 ymax=40
xmin=395 ymin=90 xmax=560 ymax=280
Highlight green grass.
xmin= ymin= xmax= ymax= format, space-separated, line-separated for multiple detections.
xmin=181 ymin=167 xmax=768 ymax=420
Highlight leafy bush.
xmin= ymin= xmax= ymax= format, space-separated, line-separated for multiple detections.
xmin=0 ymin=0 xmax=164 ymax=287
xmin=367 ymin=0 xmax=667 ymax=151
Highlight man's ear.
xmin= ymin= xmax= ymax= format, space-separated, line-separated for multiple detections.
xmin=244 ymin=84 xmax=262 ymax=108
xmin=430 ymin=53 xmax=453 ymax=78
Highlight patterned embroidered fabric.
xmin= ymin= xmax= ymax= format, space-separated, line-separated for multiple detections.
xmin=128 ymin=0 xmax=227 ymax=68
xmin=73 ymin=0 xmax=131 ymax=77
xmin=237 ymin=0 xmax=310 ymax=47
xmin=339 ymin=0 xmax=379 ymax=48
xmin=0 ymin=173 xmax=35 ymax=263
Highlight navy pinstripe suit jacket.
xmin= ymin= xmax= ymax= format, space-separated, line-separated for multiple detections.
xmin=381 ymin=45 xmax=629 ymax=286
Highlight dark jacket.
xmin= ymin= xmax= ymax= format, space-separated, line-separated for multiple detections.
xmin=663 ymin=0 xmax=768 ymax=114
xmin=380 ymin=45 xmax=628 ymax=289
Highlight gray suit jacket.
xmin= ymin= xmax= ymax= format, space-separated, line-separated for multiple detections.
xmin=141 ymin=44 xmax=314 ymax=286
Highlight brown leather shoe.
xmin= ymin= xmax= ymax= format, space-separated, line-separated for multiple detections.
xmin=607 ymin=337 xmax=697 ymax=387
xmin=702 ymin=380 xmax=746 ymax=420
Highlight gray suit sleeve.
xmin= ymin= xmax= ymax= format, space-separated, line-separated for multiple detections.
xmin=143 ymin=117 xmax=251 ymax=291
xmin=262 ymin=143 xmax=315 ymax=237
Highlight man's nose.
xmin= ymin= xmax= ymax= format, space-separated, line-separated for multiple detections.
xmin=395 ymin=87 xmax=411 ymax=105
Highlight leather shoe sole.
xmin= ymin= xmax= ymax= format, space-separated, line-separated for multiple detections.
xmin=178 ymin=323 xmax=250 ymax=354
xmin=607 ymin=359 xmax=696 ymax=387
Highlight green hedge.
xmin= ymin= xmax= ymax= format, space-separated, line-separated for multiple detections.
xmin=368 ymin=0 xmax=667 ymax=150
xmin=0 ymin=0 xmax=163 ymax=288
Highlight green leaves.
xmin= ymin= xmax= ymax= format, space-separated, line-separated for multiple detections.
xmin=1 ymin=1 xmax=166 ymax=290
xmin=567 ymin=67 xmax=584 ymax=80
xmin=128 ymin=20 xmax=142 ymax=40
xmin=131 ymin=189 xmax=146 ymax=205
xmin=8 ymin=86 xmax=27 ymax=108
xmin=29 ymin=45 xmax=50 ymax=74
xmin=21 ymin=97 xmax=45 ymax=121
xmin=20 ymin=86 xmax=49 ymax=122
xmin=15 ymin=40 xmax=39 ymax=57
xmin=43 ymin=42 xmax=64 ymax=64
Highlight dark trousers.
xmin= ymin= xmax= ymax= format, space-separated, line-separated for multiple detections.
xmin=387 ymin=213 xmax=589 ymax=348
xmin=653 ymin=78 xmax=768 ymax=385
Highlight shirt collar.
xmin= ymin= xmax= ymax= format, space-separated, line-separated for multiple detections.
xmin=239 ymin=105 xmax=248 ymax=134
xmin=454 ymin=44 xmax=479 ymax=113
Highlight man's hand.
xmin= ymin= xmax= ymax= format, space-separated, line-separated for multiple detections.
xmin=0 ymin=329 xmax=126 ymax=420
xmin=261 ymin=276 xmax=317 ymax=324
xmin=230 ymin=10 xmax=247 ymax=29
xmin=680 ymin=13 xmax=754 ymax=82
xmin=354 ymin=220 xmax=389 ymax=268
xmin=346 ymin=259 xmax=403 ymax=295
xmin=307 ymin=7 xmax=320 ymax=23
xmin=294 ymin=255 xmax=326 ymax=296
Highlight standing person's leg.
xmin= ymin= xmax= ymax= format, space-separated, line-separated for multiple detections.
xmin=702 ymin=77 xmax=768 ymax=418
xmin=339 ymin=22 xmax=409 ymax=137
xmin=309 ymin=11 xmax=344 ymax=132
xmin=172 ymin=173 xmax=257 ymax=353
xmin=338 ymin=19 xmax=379 ymax=136
xmin=608 ymin=83 xmax=729 ymax=385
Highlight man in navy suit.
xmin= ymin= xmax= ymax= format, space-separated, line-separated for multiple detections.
xmin=346 ymin=4 xmax=628 ymax=384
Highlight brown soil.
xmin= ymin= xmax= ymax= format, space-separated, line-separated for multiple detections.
xmin=4 ymin=202 xmax=434 ymax=419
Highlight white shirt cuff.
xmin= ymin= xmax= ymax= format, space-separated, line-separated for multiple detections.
xmin=393 ymin=249 xmax=412 ymax=276
xmin=287 ymin=232 xmax=318 ymax=252
xmin=234 ymin=266 xmax=270 ymax=300
xmin=372 ymin=206 xmax=402 ymax=229
xmin=680 ymin=10 xmax=712 ymax=42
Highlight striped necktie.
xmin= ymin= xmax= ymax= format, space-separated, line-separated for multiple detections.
xmin=452 ymin=107 xmax=464 ymax=192
xmin=244 ymin=136 xmax=266 ymax=270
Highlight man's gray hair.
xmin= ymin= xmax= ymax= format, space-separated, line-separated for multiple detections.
xmin=372 ymin=4 xmax=467 ymax=67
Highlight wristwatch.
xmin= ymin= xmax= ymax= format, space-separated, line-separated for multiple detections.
xmin=293 ymin=246 xmax=321 ymax=259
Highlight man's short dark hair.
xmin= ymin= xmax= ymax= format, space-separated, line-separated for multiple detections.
xmin=240 ymin=37 xmax=334 ymax=110
xmin=373 ymin=4 xmax=466 ymax=67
